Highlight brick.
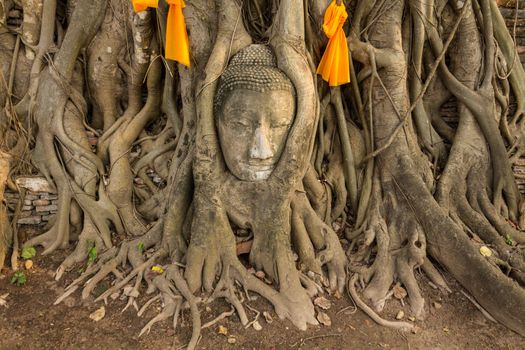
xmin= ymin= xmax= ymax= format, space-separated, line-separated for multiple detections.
xmin=19 ymin=211 xmax=32 ymax=218
xmin=18 ymin=216 xmax=42 ymax=225
xmin=22 ymin=205 xmax=33 ymax=211
xmin=35 ymin=205 xmax=58 ymax=212
xmin=23 ymin=200 xmax=32 ymax=206
xmin=33 ymin=199 xmax=50 ymax=206
xmin=25 ymin=194 xmax=38 ymax=200
xmin=51 ymin=200 xmax=58 ymax=205
xmin=42 ymin=214 xmax=56 ymax=222
xmin=40 ymin=194 xmax=58 ymax=200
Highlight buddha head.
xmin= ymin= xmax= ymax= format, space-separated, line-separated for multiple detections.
xmin=215 ymin=45 xmax=296 ymax=181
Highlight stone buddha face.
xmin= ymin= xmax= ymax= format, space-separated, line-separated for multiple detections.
xmin=218 ymin=89 xmax=295 ymax=181
xmin=215 ymin=45 xmax=296 ymax=182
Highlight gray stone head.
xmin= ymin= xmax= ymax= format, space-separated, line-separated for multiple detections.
xmin=215 ymin=44 xmax=296 ymax=181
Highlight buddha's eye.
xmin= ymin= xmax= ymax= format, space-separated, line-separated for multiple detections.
xmin=231 ymin=119 xmax=251 ymax=128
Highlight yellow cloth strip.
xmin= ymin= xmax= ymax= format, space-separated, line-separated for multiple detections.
xmin=316 ymin=0 xmax=350 ymax=87
xmin=166 ymin=0 xmax=190 ymax=66
xmin=132 ymin=0 xmax=158 ymax=13
xmin=131 ymin=0 xmax=190 ymax=67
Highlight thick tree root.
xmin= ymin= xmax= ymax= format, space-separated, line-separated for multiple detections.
xmin=56 ymin=233 xmax=326 ymax=349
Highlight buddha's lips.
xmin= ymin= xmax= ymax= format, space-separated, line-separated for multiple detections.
xmin=243 ymin=163 xmax=275 ymax=171
xmin=236 ymin=162 xmax=275 ymax=181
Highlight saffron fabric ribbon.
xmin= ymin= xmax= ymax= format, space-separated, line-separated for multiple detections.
xmin=316 ymin=0 xmax=350 ymax=87
xmin=131 ymin=0 xmax=190 ymax=67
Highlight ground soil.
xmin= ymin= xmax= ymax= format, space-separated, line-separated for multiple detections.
xmin=0 ymin=228 xmax=523 ymax=350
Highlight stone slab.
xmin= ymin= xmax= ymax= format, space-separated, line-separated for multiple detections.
xmin=15 ymin=176 xmax=56 ymax=194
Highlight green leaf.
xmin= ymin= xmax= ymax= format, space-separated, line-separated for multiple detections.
xmin=87 ymin=246 xmax=98 ymax=266
xmin=10 ymin=271 xmax=27 ymax=286
xmin=137 ymin=242 xmax=145 ymax=253
xmin=21 ymin=247 xmax=36 ymax=260
xmin=505 ymin=234 xmax=514 ymax=246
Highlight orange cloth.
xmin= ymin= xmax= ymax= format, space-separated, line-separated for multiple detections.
xmin=132 ymin=0 xmax=158 ymax=12
xmin=317 ymin=0 xmax=350 ymax=87
xmin=166 ymin=0 xmax=190 ymax=66
xmin=131 ymin=0 xmax=190 ymax=67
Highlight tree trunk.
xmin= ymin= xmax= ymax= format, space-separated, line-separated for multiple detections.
xmin=1 ymin=0 xmax=524 ymax=348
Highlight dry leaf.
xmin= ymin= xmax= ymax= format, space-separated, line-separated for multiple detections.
xmin=227 ymin=336 xmax=236 ymax=344
xmin=314 ymin=296 xmax=331 ymax=310
xmin=218 ymin=325 xmax=228 ymax=336
xmin=151 ymin=265 xmax=165 ymax=274
xmin=393 ymin=284 xmax=407 ymax=300
xmin=395 ymin=310 xmax=404 ymax=320
xmin=0 ymin=293 xmax=9 ymax=307
xmin=24 ymin=260 xmax=33 ymax=270
xmin=263 ymin=311 xmax=273 ymax=324
xmin=317 ymin=311 xmax=332 ymax=326
xmin=479 ymin=246 xmax=492 ymax=257
xmin=89 ymin=306 xmax=105 ymax=322
xmin=252 ymin=320 xmax=262 ymax=331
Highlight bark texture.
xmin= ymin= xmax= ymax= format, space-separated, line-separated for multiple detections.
xmin=0 ymin=0 xmax=524 ymax=348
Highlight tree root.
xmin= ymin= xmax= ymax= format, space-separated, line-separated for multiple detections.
xmin=4 ymin=0 xmax=525 ymax=346
xmin=59 ymin=192 xmax=345 ymax=347
xmin=291 ymin=191 xmax=346 ymax=293
xmin=348 ymin=274 xmax=416 ymax=332
xmin=24 ymin=187 xmax=72 ymax=254
xmin=201 ymin=306 xmax=235 ymax=329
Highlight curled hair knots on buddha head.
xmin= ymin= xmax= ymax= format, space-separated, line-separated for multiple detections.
xmin=214 ymin=44 xmax=296 ymax=113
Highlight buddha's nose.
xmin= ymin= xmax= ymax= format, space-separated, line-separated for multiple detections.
xmin=250 ymin=127 xmax=273 ymax=160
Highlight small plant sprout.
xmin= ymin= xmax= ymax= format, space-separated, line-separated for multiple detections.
xmin=20 ymin=246 xmax=36 ymax=260
xmin=87 ymin=242 xmax=98 ymax=266
xmin=505 ymin=234 xmax=514 ymax=246
xmin=11 ymin=271 xmax=27 ymax=286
